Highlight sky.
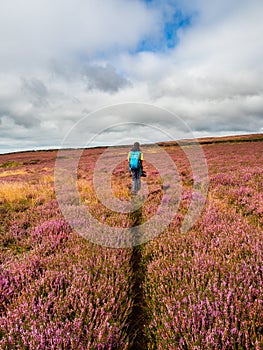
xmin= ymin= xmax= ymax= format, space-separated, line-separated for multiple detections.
xmin=0 ymin=0 xmax=263 ymax=153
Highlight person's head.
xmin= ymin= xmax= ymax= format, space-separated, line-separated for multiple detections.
xmin=132 ymin=142 xmax=140 ymax=151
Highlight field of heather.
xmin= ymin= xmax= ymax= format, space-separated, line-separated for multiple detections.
xmin=0 ymin=136 xmax=263 ymax=349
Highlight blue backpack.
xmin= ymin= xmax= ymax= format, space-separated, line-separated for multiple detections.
xmin=129 ymin=151 xmax=141 ymax=170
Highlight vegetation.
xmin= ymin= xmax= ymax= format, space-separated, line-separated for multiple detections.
xmin=0 ymin=135 xmax=262 ymax=349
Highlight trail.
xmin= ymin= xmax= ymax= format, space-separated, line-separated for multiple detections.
xmin=126 ymin=202 xmax=149 ymax=350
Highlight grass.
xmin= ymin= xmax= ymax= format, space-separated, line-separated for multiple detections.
xmin=0 ymin=179 xmax=54 ymax=205
xmin=0 ymin=161 xmax=22 ymax=168
xmin=0 ymin=170 xmax=28 ymax=178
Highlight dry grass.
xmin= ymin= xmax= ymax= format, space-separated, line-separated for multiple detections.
xmin=0 ymin=170 xmax=28 ymax=178
xmin=112 ymin=182 xmax=131 ymax=200
xmin=77 ymin=179 xmax=99 ymax=204
xmin=41 ymin=174 xmax=54 ymax=184
xmin=0 ymin=180 xmax=53 ymax=204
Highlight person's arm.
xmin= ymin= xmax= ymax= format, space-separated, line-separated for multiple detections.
xmin=140 ymin=152 xmax=144 ymax=169
xmin=128 ymin=152 xmax=131 ymax=171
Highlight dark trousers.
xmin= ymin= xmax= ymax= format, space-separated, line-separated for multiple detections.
xmin=131 ymin=169 xmax=141 ymax=194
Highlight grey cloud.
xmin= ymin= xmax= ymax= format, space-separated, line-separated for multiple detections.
xmin=83 ymin=64 xmax=131 ymax=93
xmin=194 ymin=116 xmax=263 ymax=134
xmin=49 ymin=60 xmax=76 ymax=81
xmin=49 ymin=60 xmax=132 ymax=93
xmin=21 ymin=77 xmax=49 ymax=107
xmin=0 ymin=108 xmax=10 ymax=119
xmin=14 ymin=114 xmax=41 ymax=128
xmin=150 ymin=71 xmax=263 ymax=103
xmin=0 ymin=108 xmax=40 ymax=129
xmin=179 ymin=100 xmax=263 ymax=134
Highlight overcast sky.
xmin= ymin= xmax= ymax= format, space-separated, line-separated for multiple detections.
xmin=0 ymin=0 xmax=263 ymax=153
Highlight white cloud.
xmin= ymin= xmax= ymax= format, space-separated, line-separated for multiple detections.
xmin=0 ymin=0 xmax=158 ymax=70
xmin=0 ymin=0 xmax=263 ymax=153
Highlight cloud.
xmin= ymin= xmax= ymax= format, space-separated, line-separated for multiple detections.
xmin=0 ymin=0 xmax=158 ymax=70
xmin=0 ymin=99 xmax=41 ymax=129
xmin=83 ymin=63 xmax=131 ymax=93
xmin=21 ymin=78 xmax=49 ymax=107
xmin=0 ymin=0 xmax=263 ymax=153
xmin=0 ymin=82 xmax=42 ymax=132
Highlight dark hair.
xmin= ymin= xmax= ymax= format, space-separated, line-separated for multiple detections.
xmin=131 ymin=142 xmax=140 ymax=151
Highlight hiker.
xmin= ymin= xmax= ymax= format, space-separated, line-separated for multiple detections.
xmin=128 ymin=142 xmax=144 ymax=195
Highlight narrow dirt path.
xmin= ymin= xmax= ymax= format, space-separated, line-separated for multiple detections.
xmin=126 ymin=203 xmax=150 ymax=349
